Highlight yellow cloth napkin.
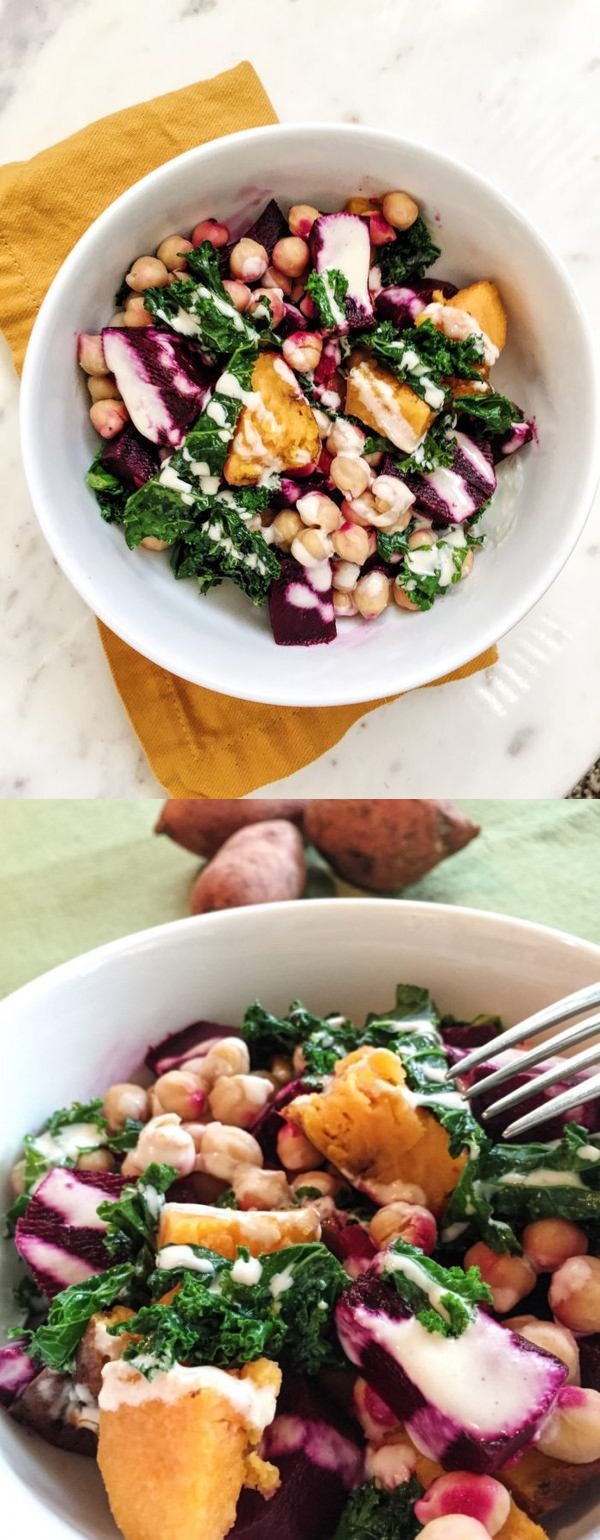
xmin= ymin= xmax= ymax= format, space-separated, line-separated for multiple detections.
xmin=0 ymin=63 xmax=497 ymax=797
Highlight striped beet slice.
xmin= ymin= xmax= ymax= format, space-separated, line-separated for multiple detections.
xmin=145 ymin=1019 xmax=241 ymax=1076
xmin=15 ymin=1168 xmax=127 ymax=1298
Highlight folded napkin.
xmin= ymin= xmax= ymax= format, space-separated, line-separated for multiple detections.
xmin=0 ymin=63 xmax=497 ymax=797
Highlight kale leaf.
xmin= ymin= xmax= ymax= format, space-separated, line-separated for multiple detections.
xmin=331 ymin=1475 xmax=424 ymax=1540
xmin=453 ymin=391 xmax=523 ymax=437
xmin=4 ymin=1193 xmax=31 ymax=1236
xmin=393 ymin=526 xmax=482 ymax=613
xmin=242 ymin=999 xmax=344 ymax=1067
xmin=16 ymin=1099 xmax=109 ymax=1198
xmin=97 ymin=1163 xmax=177 ymax=1286
xmin=24 ymin=1262 xmax=135 ymax=1372
xmin=377 ymin=215 xmax=441 ymax=286
xmin=86 ymin=452 xmax=129 ymax=524
xmin=442 ymin=1123 xmax=600 ymax=1253
xmin=365 ymin=321 xmax=484 ymax=405
xmin=13 ymin=1273 xmax=46 ymax=1329
xmin=396 ymin=412 xmax=458 ymax=473
xmin=118 ymin=1241 xmax=347 ymax=1377
xmin=144 ymin=241 xmax=260 ymax=358
xmin=382 ymin=1240 xmax=492 ymax=1337
xmin=43 ymin=1099 xmax=106 ymax=1137
xmin=306 ymin=267 xmax=349 ymax=331
xmin=170 ymin=506 xmax=280 ymax=605
xmin=107 ymin=1118 xmax=146 ymax=1153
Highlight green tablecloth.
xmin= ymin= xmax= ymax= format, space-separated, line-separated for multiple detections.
xmin=1 ymin=801 xmax=599 ymax=998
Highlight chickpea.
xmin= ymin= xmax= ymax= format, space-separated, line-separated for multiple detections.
xmin=365 ymin=1439 xmax=416 ymax=1489
xmin=199 ymin=1122 xmax=263 ymax=1183
xmin=290 ymin=1170 xmax=340 ymax=1198
xmin=291 ymin=528 xmax=334 ymax=566
xmin=354 ymin=570 xmax=391 ymax=619
xmin=87 ymin=374 xmax=122 ymax=403
xmin=131 ymin=1113 xmax=196 ymax=1177
xmin=156 ymin=235 xmax=193 ymax=271
xmin=182 ymin=1122 xmax=209 ymax=1153
xmin=340 ymin=492 xmax=378 ymax=529
xmin=372 ymin=474 xmax=414 ymax=519
xmin=248 ymin=286 xmax=285 ymax=327
xmin=192 ymin=218 xmax=230 ymax=248
xmin=415 ymin=1473 xmax=510 ymax=1536
xmin=394 ymin=581 xmax=420 ymax=612
xmin=370 ymin=1201 xmax=437 ymax=1255
xmin=288 ymin=204 xmax=320 ymax=239
xmin=369 ymin=212 xmax=397 ymax=247
xmin=103 ymin=1083 xmax=151 ymax=1131
xmin=549 ymin=1254 xmax=600 ymax=1333
xmin=512 ymin=1320 xmax=580 ymax=1384
xmin=77 ymin=333 xmax=108 ymax=376
xmin=141 ymin=536 xmax=170 ymax=551
xmin=270 ymin=509 xmax=303 ymax=549
xmin=276 ymin=1122 xmax=324 ymax=1171
xmin=327 ymin=419 xmax=366 ymax=457
xmin=233 ymin=1165 xmax=293 ymax=1210
xmin=269 ymin=1055 xmax=294 ymax=1087
xmin=77 ymin=1148 xmax=115 ymax=1173
xmin=381 ymin=191 xmax=419 ymax=231
xmin=330 ymin=454 xmax=372 ymax=499
xmin=123 ymin=294 xmax=153 ymax=327
xmin=408 ymin=529 xmax=433 ymax=551
xmin=153 ymin=1070 xmax=207 ymax=1122
xmin=201 ymin=1037 xmax=250 ymax=1086
xmin=272 ymin=236 xmax=309 ymax=278
xmin=282 ymin=332 xmax=323 ymax=374
xmin=222 ymin=278 xmax=252 ymax=312
xmin=461 ymin=549 xmax=474 ymax=579
xmin=89 ymin=400 xmax=129 ymax=439
xmin=463 ymin=1241 xmax=536 ymax=1315
xmin=209 ymin=1073 xmax=272 ymax=1129
xmin=229 ymin=238 xmax=269 ymax=283
xmin=109 ymin=311 xmax=128 ymax=326
xmin=300 ymin=293 xmax=317 ymax=320
xmin=418 ymin=1520 xmax=491 ymax=1540
xmin=523 ymin=1217 xmax=589 ymax=1274
xmin=331 ymin=522 xmax=374 ymax=565
xmin=535 ymin=1385 xmax=600 ymax=1464
xmin=10 ymin=1159 xmax=27 ymax=1196
xmin=332 ymin=559 xmax=360 ymax=593
xmin=263 ymin=264 xmax=293 ymax=297
xmin=126 ymin=256 xmax=169 ymax=292
xmin=333 ymin=590 xmax=359 ymax=617
xmin=296 ymin=491 xmax=342 ymax=534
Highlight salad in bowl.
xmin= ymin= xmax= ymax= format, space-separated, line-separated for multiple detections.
xmin=80 ymin=190 xmax=533 ymax=648
xmin=2 ymin=981 xmax=599 ymax=1540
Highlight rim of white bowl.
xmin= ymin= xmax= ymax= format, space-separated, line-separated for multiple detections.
xmin=20 ymin=123 xmax=600 ymax=705
xmin=2 ymin=899 xmax=599 ymax=1023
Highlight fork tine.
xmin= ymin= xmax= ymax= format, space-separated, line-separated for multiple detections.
xmin=445 ymin=982 xmax=600 ymax=1081
xmin=502 ymin=1069 xmax=600 ymax=1139
xmin=483 ymin=1040 xmax=600 ymax=1121
xmin=460 ymin=1011 xmax=600 ymax=1102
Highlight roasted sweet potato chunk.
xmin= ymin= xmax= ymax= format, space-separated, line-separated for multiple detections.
xmin=224 ymin=352 xmax=320 ymax=486
xmin=448 ymin=280 xmax=507 ymax=351
xmin=345 ymin=355 xmax=432 ymax=452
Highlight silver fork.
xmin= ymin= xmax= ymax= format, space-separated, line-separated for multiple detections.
xmin=444 ymin=981 xmax=600 ymax=1139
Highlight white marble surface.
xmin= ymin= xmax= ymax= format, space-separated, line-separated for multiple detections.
xmin=0 ymin=0 xmax=599 ymax=797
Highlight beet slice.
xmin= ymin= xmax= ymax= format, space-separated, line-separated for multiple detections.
xmin=101 ymin=424 xmax=160 ymax=489
xmin=376 ymin=278 xmax=458 ymax=328
xmin=251 ymin=1078 xmax=309 ymax=1164
xmin=145 ymin=1019 xmax=241 ymax=1076
xmin=10 ymin=1367 xmax=97 ymax=1455
xmin=580 ymin=1334 xmax=600 ymax=1392
xmin=15 ymin=1168 xmax=127 ymax=1298
xmin=102 ymin=327 xmax=212 ymax=448
xmin=441 ymin=1017 xmax=501 ymax=1054
xmin=458 ymin=1050 xmax=599 ymax=1142
xmin=242 ymin=198 xmax=289 ymax=256
xmin=279 ymin=301 xmax=309 ymax=338
xmin=232 ymin=1375 xmax=363 ymax=1540
xmin=403 ymin=431 xmax=496 ymax=525
xmin=269 ymin=555 xmax=336 ymax=647
xmin=497 ymin=419 xmax=536 ymax=458
xmin=0 ymin=1340 xmax=39 ymax=1407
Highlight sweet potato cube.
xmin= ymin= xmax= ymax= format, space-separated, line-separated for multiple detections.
xmin=224 ymin=351 xmax=320 ymax=486
xmin=345 ymin=356 xmax=432 ymax=453
xmin=413 ymin=1451 xmax=547 ymax=1540
xmin=97 ymin=1357 xmax=281 ymax=1540
xmin=447 ymin=280 xmax=507 ymax=351
xmin=157 ymin=1201 xmax=320 ymax=1256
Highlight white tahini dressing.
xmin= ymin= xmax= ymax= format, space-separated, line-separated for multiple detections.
xmin=496 ymin=1169 xmax=586 ymax=1189
xmin=268 ymin=1263 xmax=295 ymax=1299
xmin=155 ymin=1246 xmax=216 ymax=1275
xmin=349 ymin=364 xmax=421 ymax=454
xmin=99 ymin=1360 xmax=278 ymax=1429
xmin=158 ymin=463 xmax=195 ymax=505
xmin=34 ymin=1122 xmax=107 ymax=1164
xmin=231 ymin=1255 xmax=263 ymax=1286
xmin=405 ymin=525 xmax=469 ymax=588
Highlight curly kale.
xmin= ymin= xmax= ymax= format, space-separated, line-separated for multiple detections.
xmin=86 ymin=452 xmax=129 ymax=524
xmin=382 ymin=1240 xmax=493 ymax=1337
xmin=331 ymin=1475 xmax=424 ymax=1540
xmin=377 ymin=215 xmax=441 ymax=286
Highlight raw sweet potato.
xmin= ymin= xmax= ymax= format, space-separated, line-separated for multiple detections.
xmin=156 ymin=799 xmax=306 ymax=859
xmin=448 ymin=280 xmax=508 ymax=351
xmin=303 ymin=799 xmax=479 ymax=892
xmin=189 ymin=820 xmax=306 ymax=914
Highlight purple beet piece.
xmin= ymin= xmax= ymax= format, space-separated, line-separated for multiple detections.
xmin=15 ymin=1168 xmax=127 ymax=1298
xmin=251 ymin=1079 xmax=309 ymax=1164
xmin=459 ymin=1049 xmax=599 ymax=1142
xmin=101 ymin=424 xmax=160 ymax=490
xmin=279 ymin=302 xmax=309 ymax=338
xmin=333 ymin=1224 xmax=377 ymax=1280
xmin=579 ymin=1334 xmax=600 ymax=1392
xmin=269 ymin=555 xmax=336 ymax=647
xmin=10 ymin=1366 xmax=97 ymax=1456
xmin=102 ymin=327 xmax=211 ymax=448
xmin=335 ymin=1269 xmax=566 ymax=1475
xmin=242 ymin=198 xmax=289 ymax=257
xmin=376 ymin=278 xmax=458 ymax=328
xmin=440 ymin=1017 xmax=501 ymax=1053
xmin=404 ymin=431 xmax=496 ymax=524
xmin=310 ymin=213 xmax=374 ymax=331
xmin=497 ymin=418 xmax=536 ymax=457
xmin=232 ymin=1375 xmax=363 ymax=1540
xmin=0 ymin=1340 xmax=39 ymax=1407
xmin=145 ymin=1019 xmax=241 ymax=1076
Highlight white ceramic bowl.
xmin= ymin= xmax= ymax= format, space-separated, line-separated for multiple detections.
xmin=20 ymin=124 xmax=599 ymax=705
xmin=1 ymin=898 xmax=600 ymax=1539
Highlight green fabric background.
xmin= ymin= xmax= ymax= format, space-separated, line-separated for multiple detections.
xmin=0 ymin=800 xmax=598 ymax=998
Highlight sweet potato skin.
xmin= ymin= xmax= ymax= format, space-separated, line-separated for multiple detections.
xmin=189 ymin=820 xmax=306 ymax=914
xmin=303 ymin=799 xmax=479 ymax=891
xmin=448 ymin=280 xmax=508 ymax=351
xmin=501 ymin=1445 xmax=600 ymax=1519
xmin=156 ymin=799 xmax=306 ymax=858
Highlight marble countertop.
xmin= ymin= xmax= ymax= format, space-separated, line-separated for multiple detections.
xmin=1 ymin=0 xmax=599 ymax=797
